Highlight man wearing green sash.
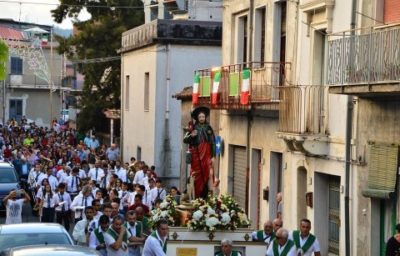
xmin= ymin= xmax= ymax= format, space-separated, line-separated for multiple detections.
xmin=289 ymin=219 xmax=321 ymax=256
xmin=125 ymin=210 xmax=145 ymax=256
xmin=104 ymin=215 xmax=132 ymax=256
xmin=251 ymin=220 xmax=275 ymax=247
xmin=215 ymin=238 xmax=242 ymax=256
xmin=266 ymin=228 xmax=296 ymax=256
xmin=89 ymin=215 xmax=109 ymax=256
xmin=143 ymin=219 xmax=169 ymax=256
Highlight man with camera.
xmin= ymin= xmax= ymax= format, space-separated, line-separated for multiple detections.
xmin=3 ymin=189 xmax=31 ymax=224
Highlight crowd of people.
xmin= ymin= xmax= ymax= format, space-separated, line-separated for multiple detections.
xmin=1 ymin=118 xmax=178 ymax=256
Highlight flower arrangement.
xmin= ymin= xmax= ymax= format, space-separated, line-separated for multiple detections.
xmin=187 ymin=194 xmax=250 ymax=232
xmin=148 ymin=195 xmax=177 ymax=229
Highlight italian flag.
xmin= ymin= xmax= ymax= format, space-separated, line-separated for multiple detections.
xmin=240 ymin=68 xmax=250 ymax=105
xmin=211 ymin=70 xmax=221 ymax=105
xmin=192 ymin=73 xmax=200 ymax=105
xmin=41 ymin=34 xmax=49 ymax=46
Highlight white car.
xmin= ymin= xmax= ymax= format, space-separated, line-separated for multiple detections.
xmin=8 ymin=245 xmax=100 ymax=256
xmin=0 ymin=223 xmax=74 ymax=254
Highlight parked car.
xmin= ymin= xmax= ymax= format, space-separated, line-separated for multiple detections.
xmin=7 ymin=245 xmax=99 ymax=256
xmin=0 ymin=223 xmax=74 ymax=255
xmin=0 ymin=162 xmax=20 ymax=212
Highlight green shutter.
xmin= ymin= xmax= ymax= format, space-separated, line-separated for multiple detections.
xmin=200 ymin=76 xmax=211 ymax=97
xmin=362 ymin=143 xmax=399 ymax=199
xmin=229 ymin=72 xmax=240 ymax=96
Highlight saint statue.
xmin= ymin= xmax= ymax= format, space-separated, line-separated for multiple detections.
xmin=184 ymin=107 xmax=217 ymax=199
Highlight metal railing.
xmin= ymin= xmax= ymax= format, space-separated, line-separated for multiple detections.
xmin=7 ymin=74 xmax=63 ymax=88
xmin=195 ymin=62 xmax=291 ymax=109
xmin=278 ymin=85 xmax=327 ymax=134
xmin=328 ymin=26 xmax=400 ymax=85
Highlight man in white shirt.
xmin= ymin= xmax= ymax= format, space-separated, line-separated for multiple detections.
xmin=251 ymin=220 xmax=275 ymax=248
xmin=266 ymin=228 xmax=296 ymax=256
xmin=133 ymin=164 xmax=145 ymax=185
xmin=115 ymin=160 xmax=127 ymax=182
xmin=143 ymin=219 xmax=169 ymax=256
xmin=104 ymin=215 xmax=132 ymax=256
xmin=66 ymin=167 xmax=81 ymax=199
xmin=125 ymin=210 xmax=145 ymax=256
xmin=3 ymin=189 xmax=30 ymax=224
xmin=89 ymin=215 xmax=109 ymax=256
xmin=151 ymin=179 xmax=166 ymax=205
xmin=215 ymin=239 xmax=242 ymax=256
xmin=88 ymin=162 xmax=105 ymax=185
xmin=73 ymin=206 xmax=96 ymax=246
xmin=54 ymin=183 xmax=72 ymax=231
xmin=45 ymin=167 xmax=59 ymax=191
xmin=289 ymin=219 xmax=321 ymax=256
xmin=71 ymin=185 xmax=93 ymax=222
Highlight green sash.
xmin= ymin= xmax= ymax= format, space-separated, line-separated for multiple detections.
xmin=94 ymin=228 xmax=105 ymax=244
xmin=124 ymin=221 xmax=143 ymax=237
xmin=257 ymin=230 xmax=275 ymax=242
xmin=272 ymin=239 xmax=294 ymax=256
xmin=106 ymin=227 xmax=128 ymax=243
xmin=151 ymin=231 xmax=167 ymax=254
xmin=292 ymin=230 xmax=316 ymax=254
xmin=215 ymin=251 xmax=240 ymax=256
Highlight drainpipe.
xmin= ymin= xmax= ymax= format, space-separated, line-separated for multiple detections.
xmin=245 ymin=0 xmax=255 ymax=213
xmin=345 ymin=0 xmax=357 ymax=255
xmin=163 ymin=44 xmax=171 ymax=179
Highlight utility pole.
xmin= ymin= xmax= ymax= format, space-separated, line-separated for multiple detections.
xmin=49 ymin=27 xmax=53 ymax=125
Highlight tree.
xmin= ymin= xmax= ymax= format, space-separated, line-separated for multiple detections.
xmin=0 ymin=40 xmax=8 ymax=80
xmin=52 ymin=0 xmax=144 ymax=132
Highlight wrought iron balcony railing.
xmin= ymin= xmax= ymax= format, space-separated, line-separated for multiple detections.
xmin=328 ymin=26 xmax=400 ymax=86
xmin=7 ymin=74 xmax=63 ymax=89
xmin=194 ymin=62 xmax=291 ymax=110
xmin=278 ymin=85 xmax=327 ymax=135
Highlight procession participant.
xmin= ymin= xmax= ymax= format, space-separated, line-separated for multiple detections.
xmin=73 ymin=206 xmax=96 ymax=246
xmin=133 ymin=161 xmax=145 ymax=185
xmin=142 ymin=219 xmax=169 ymax=256
xmin=183 ymin=106 xmax=216 ymax=198
xmin=386 ymin=223 xmax=400 ymax=256
xmin=152 ymin=179 xmax=166 ymax=204
xmin=3 ymin=189 xmax=30 ymax=224
xmin=251 ymin=220 xmax=275 ymax=247
xmin=104 ymin=215 xmax=132 ymax=256
xmin=45 ymin=166 xmax=59 ymax=191
xmin=106 ymin=143 xmax=120 ymax=162
xmin=71 ymin=185 xmax=94 ymax=222
xmin=119 ymin=182 xmax=130 ymax=212
xmin=290 ymin=219 xmax=321 ymax=256
xmin=266 ymin=228 xmax=296 ymax=256
xmin=89 ymin=203 xmax=113 ymax=231
xmin=88 ymin=161 xmax=105 ymax=185
xmin=273 ymin=218 xmax=283 ymax=233
xmin=135 ymin=206 xmax=150 ymax=235
xmin=54 ymin=183 xmax=72 ymax=231
xmin=128 ymin=194 xmax=150 ymax=215
xmin=89 ymin=215 xmax=110 ymax=256
xmin=39 ymin=182 xmax=57 ymax=223
xmin=115 ymin=160 xmax=126 ymax=183
xmin=125 ymin=210 xmax=145 ymax=256
xmin=92 ymin=199 xmax=103 ymax=219
xmin=66 ymin=167 xmax=81 ymax=200
xmin=215 ymin=238 xmax=242 ymax=256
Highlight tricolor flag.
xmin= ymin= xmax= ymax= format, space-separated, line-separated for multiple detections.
xmin=41 ymin=34 xmax=49 ymax=46
xmin=240 ymin=68 xmax=250 ymax=105
xmin=192 ymin=73 xmax=200 ymax=105
xmin=211 ymin=70 xmax=221 ymax=105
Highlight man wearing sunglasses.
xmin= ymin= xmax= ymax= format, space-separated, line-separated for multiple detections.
xmin=266 ymin=228 xmax=296 ymax=256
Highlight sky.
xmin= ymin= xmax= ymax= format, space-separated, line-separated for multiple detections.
xmin=0 ymin=0 xmax=91 ymax=29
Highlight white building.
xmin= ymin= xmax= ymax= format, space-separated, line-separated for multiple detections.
xmin=119 ymin=19 xmax=222 ymax=186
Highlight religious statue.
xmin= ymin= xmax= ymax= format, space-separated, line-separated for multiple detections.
xmin=183 ymin=106 xmax=217 ymax=199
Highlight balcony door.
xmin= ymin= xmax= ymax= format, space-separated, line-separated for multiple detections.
xmin=9 ymin=99 xmax=23 ymax=122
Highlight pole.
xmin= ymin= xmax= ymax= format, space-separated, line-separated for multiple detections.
xmin=2 ymin=79 xmax=5 ymax=125
xmin=49 ymin=27 xmax=53 ymax=126
xmin=110 ymin=118 xmax=114 ymax=145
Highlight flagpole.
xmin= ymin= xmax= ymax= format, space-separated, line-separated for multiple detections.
xmin=49 ymin=27 xmax=53 ymax=125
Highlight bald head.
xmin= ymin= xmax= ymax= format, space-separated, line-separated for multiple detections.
xmin=263 ymin=220 xmax=273 ymax=234
xmin=276 ymin=228 xmax=289 ymax=246
xmin=273 ymin=218 xmax=283 ymax=232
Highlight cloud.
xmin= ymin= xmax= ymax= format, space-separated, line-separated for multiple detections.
xmin=0 ymin=0 xmax=91 ymax=29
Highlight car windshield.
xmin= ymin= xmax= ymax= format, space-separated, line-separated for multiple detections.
xmin=0 ymin=168 xmax=18 ymax=183
xmin=0 ymin=233 xmax=72 ymax=251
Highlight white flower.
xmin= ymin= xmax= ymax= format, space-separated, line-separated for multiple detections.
xmin=207 ymin=207 xmax=216 ymax=215
xmin=206 ymin=216 xmax=220 ymax=228
xmin=221 ymin=212 xmax=231 ymax=225
xmin=192 ymin=210 xmax=203 ymax=221
xmin=230 ymin=210 xmax=236 ymax=215
xmin=160 ymin=202 xmax=169 ymax=210
xmin=160 ymin=210 xmax=169 ymax=218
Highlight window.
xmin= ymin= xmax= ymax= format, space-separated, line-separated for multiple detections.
xmin=254 ymin=7 xmax=266 ymax=63
xmin=235 ymin=15 xmax=248 ymax=63
xmin=125 ymin=75 xmax=130 ymax=110
xmin=137 ymin=146 xmax=142 ymax=161
xmin=10 ymin=57 xmax=23 ymax=75
xmin=144 ymin=72 xmax=149 ymax=111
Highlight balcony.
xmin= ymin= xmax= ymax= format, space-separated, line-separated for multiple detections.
xmin=277 ymin=85 xmax=329 ymax=156
xmin=7 ymin=74 xmax=62 ymax=89
xmin=327 ymin=25 xmax=400 ymax=96
xmin=194 ymin=62 xmax=291 ymax=110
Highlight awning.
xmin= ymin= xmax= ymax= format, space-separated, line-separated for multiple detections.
xmin=362 ymin=143 xmax=399 ymax=199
